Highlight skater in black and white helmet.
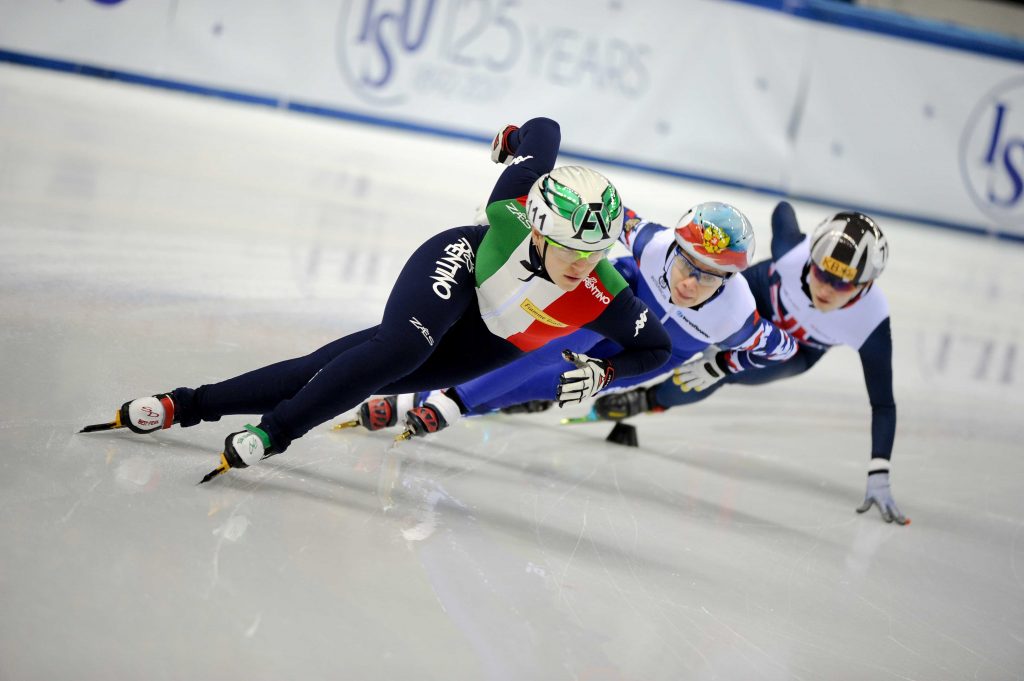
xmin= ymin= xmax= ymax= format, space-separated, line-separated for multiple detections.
xmin=592 ymin=201 xmax=907 ymax=524
xmin=80 ymin=118 xmax=672 ymax=482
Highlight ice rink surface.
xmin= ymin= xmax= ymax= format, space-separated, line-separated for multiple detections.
xmin=1 ymin=63 xmax=1023 ymax=680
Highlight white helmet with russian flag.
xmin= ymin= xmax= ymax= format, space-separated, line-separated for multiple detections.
xmin=674 ymin=202 xmax=755 ymax=273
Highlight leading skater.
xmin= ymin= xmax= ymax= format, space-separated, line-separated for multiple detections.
xmin=80 ymin=118 xmax=672 ymax=481
xmin=593 ymin=202 xmax=908 ymax=524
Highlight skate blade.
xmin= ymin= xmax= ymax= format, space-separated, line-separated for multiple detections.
xmin=394 ymin=430 xmax=413 ymax=442
xmin=79 ymin=410 xmax=124 ymax=433
xmin=198 ymin=454 xmax=231 ymax=485
xmin=560 ymin=410 xmax=600 ymax=426
xmin=332 ymin=419 xmax=361 ymax=430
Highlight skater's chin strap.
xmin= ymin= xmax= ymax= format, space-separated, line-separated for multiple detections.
xmin=519 ymin=239 xmax=553 ymax=284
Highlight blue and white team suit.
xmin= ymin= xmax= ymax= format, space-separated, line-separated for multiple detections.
xmin=648 ymin=201 xmax=896 ymax=465
xmin=442 ymin=210 xmax=798 ymax=415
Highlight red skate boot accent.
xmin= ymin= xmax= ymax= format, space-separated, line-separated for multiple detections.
xmin=403 ymin=406 xmax=448 ymax=437
xmin=360 ymin=396 xmax=399 ymax=431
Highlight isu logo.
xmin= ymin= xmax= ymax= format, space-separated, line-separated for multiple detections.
xmin=960 ymin=76 xmax=1024 ymax=226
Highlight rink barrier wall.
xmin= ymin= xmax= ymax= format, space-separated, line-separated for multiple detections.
xmin=2 ymin=0 xmax=1024 ymax=244
xmin=3 ymin=46 xmax=1020 ymax=247
xmin=734 ymin=0 xmax=1024 ymax=62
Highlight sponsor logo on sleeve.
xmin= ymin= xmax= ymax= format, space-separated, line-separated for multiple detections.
xmin=409 ymin=317 xmax=434 ymax=346
xmin=633 ymin=308 xmax=648 ymax=337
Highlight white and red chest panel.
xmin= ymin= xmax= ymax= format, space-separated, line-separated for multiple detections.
xmin=636 ymin=227 xmax=758 ymax=345
xmin=770 ymin=237 xmax=889 ymax=351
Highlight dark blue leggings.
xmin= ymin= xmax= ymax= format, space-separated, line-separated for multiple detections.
xmin=170 ymin=226 xmax=522 ymax=452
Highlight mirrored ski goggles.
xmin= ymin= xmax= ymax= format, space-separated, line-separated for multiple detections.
xmin=543 ymin=236 xmax=610 ymax=264
xmin=672 ymin=247 xmax=730 ymax=287
xmin=810 ymin=263 xmax=860 ymax=292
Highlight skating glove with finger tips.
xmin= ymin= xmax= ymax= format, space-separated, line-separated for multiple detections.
xmin=673 ymin=348 xmax=729 ymax=393
xmin=557 ymin=350 xmax=614 ymax=406
xmin=856 ymin=470 xmax=909 ymax=525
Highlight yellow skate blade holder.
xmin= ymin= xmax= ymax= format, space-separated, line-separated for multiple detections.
xmin=332 ymin=419 xmax=361 ymax=431
xmin=198 ymin=453 xmax=231 ymax=485
xmin=394 ymin=429 xmax=413 ymax=442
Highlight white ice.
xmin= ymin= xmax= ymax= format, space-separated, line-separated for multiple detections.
xmin=1 ymin=63 xmax=1023 ymax=681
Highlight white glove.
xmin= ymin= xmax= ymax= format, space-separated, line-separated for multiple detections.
xmin=557 ymin=350 xmax=614 ymax=406
xmin=673 ymin=347 xmax=727 ymax=392
xmin=490 ymin=124 xmax=519 ymax=165
xmin=856 ymin=470 xmax=909 ymax=525
xmin=471 ymin=204 xmax=489 ymax=226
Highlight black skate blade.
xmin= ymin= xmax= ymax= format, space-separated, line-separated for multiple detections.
xmin=605 ymin=422 xmax=638 ymax=447
xmin=197 ymin=455 xmax=231 ymax=485
xmin=79 ymin=411 xmax=123 ymax=433
xmin=78 ymin=421 xmax=122 ymax=433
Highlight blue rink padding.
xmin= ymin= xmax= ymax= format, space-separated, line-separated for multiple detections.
xmin=733 ymin=0 xmax=1024 ymax=63
xmin=3 ymin=0 xmax=1024 ymax=246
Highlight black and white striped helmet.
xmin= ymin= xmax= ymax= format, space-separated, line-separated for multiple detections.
xmin=809 ymin=212 xmax=888 ymax=285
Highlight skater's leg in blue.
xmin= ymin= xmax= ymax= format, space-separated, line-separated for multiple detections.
xmin=456 ymin=330 xmax=603 ymax=414
xmin=466 ymin=335 xmax=619 ymax=413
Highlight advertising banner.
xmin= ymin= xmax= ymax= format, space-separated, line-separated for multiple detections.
xmin=2 ymin=0 xmax=1022 ymax=236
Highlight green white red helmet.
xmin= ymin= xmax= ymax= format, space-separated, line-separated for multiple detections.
xmin=674 ymin=202 xmax=755 ymax=273
xmin=525 ymin=166 xmax=624 ymax=252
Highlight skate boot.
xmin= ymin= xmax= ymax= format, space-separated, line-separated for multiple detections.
xmin=199 ymin=425 xmax=274 ymax=484
xmin=80 ymin=393 xmax=177 ymax=434
xmin=594 ymin=386 xmax=664 ymax=420
xmin=333 ymin=394 xmax=417 ymax=431
xmin=396 ymin=390 xmax=464 ymax=441
xmin=499 ymin=399 xmax=554 ymax=415
xmin=562 ymin=387 xmax=661 ymax=425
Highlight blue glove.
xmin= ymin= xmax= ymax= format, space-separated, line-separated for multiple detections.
xmin=856 ymin=470 xmax=909 ymax=525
